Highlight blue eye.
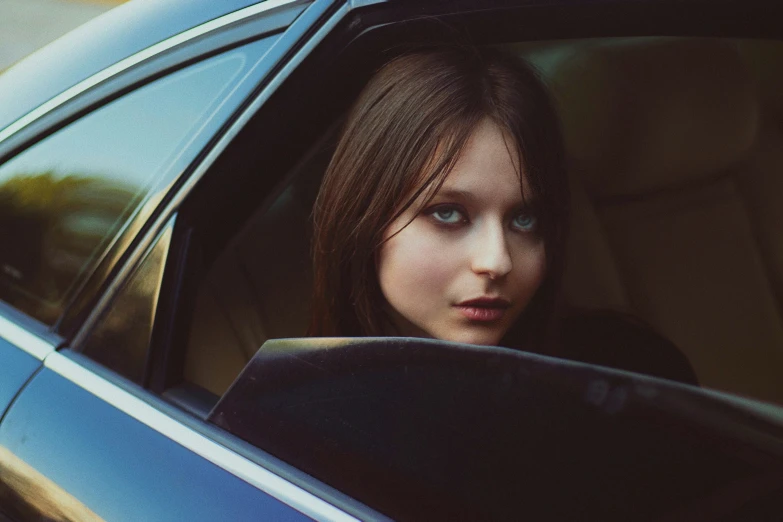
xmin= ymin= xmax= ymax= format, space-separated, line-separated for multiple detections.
xmin=427 ymin=205 xmax=466 ymax=225
xmin=512 ymin=213 xmax=537 ymax=232
xmin=433 ymin=208 xmax=462 ymax=224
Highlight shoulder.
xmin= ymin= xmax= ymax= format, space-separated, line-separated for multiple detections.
xmin=558 ymin=309 xmax=699 ymax=386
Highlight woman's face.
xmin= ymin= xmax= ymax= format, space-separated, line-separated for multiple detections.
xmin=377 ymin=119 xmax=547 ymax=346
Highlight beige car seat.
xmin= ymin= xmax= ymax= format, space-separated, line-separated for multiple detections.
xmin=552 ymin=38 xmax=783 ymax=404
xmin=185 ymin=144 xmax=329 ymax=395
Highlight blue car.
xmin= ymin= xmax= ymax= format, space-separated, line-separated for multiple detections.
xmin=1 ymin=0 xmax=783 ymax=519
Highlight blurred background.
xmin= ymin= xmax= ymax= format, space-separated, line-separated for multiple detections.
xmin=0 ymin=0 xmax=126 ymax=73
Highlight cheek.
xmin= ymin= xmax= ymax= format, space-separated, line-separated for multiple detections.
xmin=377 ymin=228 xmax=459 ymax=301
xmin=512 ymin=243 xmax=547 ymax=300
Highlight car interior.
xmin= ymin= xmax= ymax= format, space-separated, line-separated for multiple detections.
xmin=169 ymin=33 xmax=783 ymax=410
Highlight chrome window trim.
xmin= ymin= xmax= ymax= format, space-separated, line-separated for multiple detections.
xmin=348 ymin=0 xmax=388 ymax=7
xmin=0 ymin=0 xmax=309 ymax=145
xmin=696 ymin=386 xmax=783 ymax=426
xmin=45 ymin=351 xmax=358 ymax=522
xmin=0 ymin=314 xmax=56 ymax=360
xmin=74 ymin=0 xmax=347 ymax=346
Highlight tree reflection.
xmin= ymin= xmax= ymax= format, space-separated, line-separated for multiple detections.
xmin=0 ymin=446 xmax=104 ymax=521
xmin=0 ymin=171 xmax=140 ymax=323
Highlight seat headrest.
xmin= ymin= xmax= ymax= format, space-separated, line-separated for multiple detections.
xmin=551 ymin=39 xmax=759 ymax=198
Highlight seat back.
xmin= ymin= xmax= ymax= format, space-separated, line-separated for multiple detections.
xmin=552 ymin=38 xmax=783 ymax=403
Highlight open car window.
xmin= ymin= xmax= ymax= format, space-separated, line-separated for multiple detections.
xmin=179 ymin=33 xmax=783 ymax=405
xmin=169 ymin=28 xmax=783 ymax=516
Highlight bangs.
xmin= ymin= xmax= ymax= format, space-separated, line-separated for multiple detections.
xmin=377 ymin=114 xmax=482 ymax=244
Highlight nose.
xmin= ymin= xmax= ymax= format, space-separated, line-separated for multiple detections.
xmin=470 ymin=221 xmax=513 ymax=279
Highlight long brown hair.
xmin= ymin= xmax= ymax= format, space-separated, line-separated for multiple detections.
xmin=310 ymin=45 xmax=569 ymax=350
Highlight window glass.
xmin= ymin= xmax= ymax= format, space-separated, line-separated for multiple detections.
xmin=0 ymin=35 xmax=277 ymax=325
xmin=210 ymin=337 xmax=783 ymax=521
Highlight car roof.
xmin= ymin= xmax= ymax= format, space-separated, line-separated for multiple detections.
xmin=0 ymin=0 xmax=282 ymax=136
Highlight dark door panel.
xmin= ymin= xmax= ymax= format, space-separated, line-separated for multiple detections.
xmin=0 ymin=366 xmax=312 ymax=521
xmin=0 ymin=340 xmax=40 ymax=420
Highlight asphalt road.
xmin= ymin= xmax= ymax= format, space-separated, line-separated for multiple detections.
xmin=0 ymin=0 xmax=115 ymax=72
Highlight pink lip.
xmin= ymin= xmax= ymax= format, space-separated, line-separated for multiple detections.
xmin=455 ymin=297 xmax=511 ymax=322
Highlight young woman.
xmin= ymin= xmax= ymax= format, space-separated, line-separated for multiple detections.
xmin=309 ymin=45 xmax=569 ymax=352
xmin=308 ymin=44 xmax=699 ymax=385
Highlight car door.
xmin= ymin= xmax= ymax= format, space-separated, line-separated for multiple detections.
xmin=0 ymin=0 xmax=359 ymax=519
xmin=0 ymin=313 xmax=50 ymax=431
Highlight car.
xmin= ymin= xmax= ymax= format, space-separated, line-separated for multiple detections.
xmin=1 ymin=0 xmax=783 ymax=519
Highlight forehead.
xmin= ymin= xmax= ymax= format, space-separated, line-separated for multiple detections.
xmin=435 ymin=119 xmax=531 ymax=201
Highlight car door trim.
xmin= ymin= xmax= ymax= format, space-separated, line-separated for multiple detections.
xmin=0 ymin=0 xmax=309 ymax=145
xmin=44 ymin=351 xmax=358 ymax=522
xmin=0 ymin=314 xmax=55 ymax=360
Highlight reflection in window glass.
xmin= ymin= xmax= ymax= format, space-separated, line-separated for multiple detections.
xmin=82 ymin=223 xmax=171 ymax=384
xmin=0 ymin=36 xmax=276 ymax=324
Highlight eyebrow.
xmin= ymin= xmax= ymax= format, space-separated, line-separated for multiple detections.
xmin=431 ymin=188 xmax=539 ymax=209
xmin=430 ymin=188 xmax=474 ymax=201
